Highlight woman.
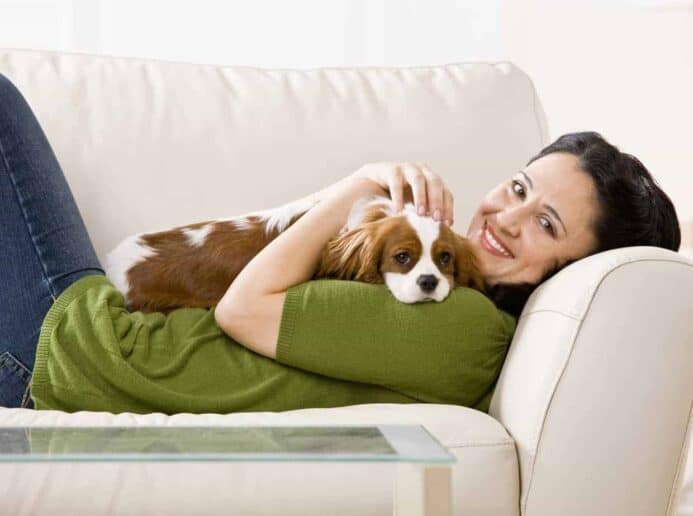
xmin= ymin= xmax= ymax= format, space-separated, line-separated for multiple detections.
xmin=0 ymin=73 xmax=681 ymax=413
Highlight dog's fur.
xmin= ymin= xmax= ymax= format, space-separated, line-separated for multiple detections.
xmin=105 ymin=195 xmax=485 ymax=313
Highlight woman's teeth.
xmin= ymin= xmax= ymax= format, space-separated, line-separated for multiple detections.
xmin=484 ymin=228 xmax=512 ymax=257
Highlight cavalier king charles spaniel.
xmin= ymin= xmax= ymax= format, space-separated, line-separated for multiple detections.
xmin=105 ymin=194 xmax=485 ymax=313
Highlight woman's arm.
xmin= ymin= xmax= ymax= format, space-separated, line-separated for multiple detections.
xmin=214 ymin=162 xmax=456 ymax=360
xmin=214 ymin=175 xmax=386 ymax=359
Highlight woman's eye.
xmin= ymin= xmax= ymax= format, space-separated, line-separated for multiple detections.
xmin=511 ymin=180 xmax=526 ymax=198
xmin=439 ymin=252 xmax=451 ymax=265
xmin=539 ymin=216 xmax=555 ymax=236
xmin=512 ymin=179 xmax=556 ymax=237
xmin=395 ymin=252 xmax=410 ymax=264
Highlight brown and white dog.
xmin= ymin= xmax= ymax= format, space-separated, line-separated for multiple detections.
xmin=104 ymin=195 xmax=485 ymax=313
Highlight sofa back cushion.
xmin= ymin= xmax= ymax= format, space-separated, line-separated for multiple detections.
xmin=0 ymin=49 xmax=548 ymax=261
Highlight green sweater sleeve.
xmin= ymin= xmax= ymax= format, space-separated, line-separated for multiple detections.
xmin=276 ymin=279 xmax=517 ymax=409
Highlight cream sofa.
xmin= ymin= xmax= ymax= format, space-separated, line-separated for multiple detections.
xmin=0 ymin=49 xmax=691 ymax=516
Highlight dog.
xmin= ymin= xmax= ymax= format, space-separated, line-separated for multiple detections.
xmin=104 ymin=194 xmax=485 ymax=313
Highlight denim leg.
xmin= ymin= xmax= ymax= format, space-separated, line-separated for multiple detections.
xmin=0 ymin=73 xmax=105 ymax=408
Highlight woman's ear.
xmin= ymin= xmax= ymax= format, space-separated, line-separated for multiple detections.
xmin=453 ymin=235 xmax=486 ymax=293
xmin=316 ymin=223 xmax=385 ymax=283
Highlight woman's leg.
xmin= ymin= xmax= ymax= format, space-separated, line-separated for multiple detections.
xmin=0 ymin=73 xmax=105 ymax=408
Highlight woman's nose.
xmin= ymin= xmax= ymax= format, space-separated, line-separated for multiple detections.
xmin=496 ymin=203 xmax=532 ymax=237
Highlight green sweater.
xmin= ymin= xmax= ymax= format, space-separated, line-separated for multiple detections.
xmin=30 ymin=274 xmax=516 ymax=415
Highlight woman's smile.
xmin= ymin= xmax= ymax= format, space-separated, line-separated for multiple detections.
xmin=479 ymin=221 xmax=514 ymax=258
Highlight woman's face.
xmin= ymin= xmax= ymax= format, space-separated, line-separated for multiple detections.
xmin=466 ymin=152 xmax=600 ymax=286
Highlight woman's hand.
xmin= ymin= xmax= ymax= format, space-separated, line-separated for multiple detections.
xmin=351 ymin=162 xmax=455 ymax=226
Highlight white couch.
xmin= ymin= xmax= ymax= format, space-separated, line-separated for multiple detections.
xmin=0 ymin=49 xmax=691 ymax=516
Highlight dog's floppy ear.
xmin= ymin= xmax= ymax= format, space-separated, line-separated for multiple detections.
xmin=341 ymin=195 xmax=394 ymax=234
xmin=315 ymin=224 xmax=385 ymax=283
xmin=453 ymin=235 xmax=486 ymax=293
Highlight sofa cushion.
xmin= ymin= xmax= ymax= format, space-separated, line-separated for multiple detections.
xmin=0 ymin=49 xmax=548 ymax=263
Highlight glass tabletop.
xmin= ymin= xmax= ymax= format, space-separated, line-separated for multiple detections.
xmin=0 ymin=425 xmax=456 ymax=464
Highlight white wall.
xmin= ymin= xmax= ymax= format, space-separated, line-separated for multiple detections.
xmin=503 ymin=0 xmax=693 ymax=253
xmin=0 ymin=0 xmax=691 ymax=249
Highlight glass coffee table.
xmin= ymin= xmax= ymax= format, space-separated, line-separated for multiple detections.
xmin=0 ymin=424 xmax=455 ymax=516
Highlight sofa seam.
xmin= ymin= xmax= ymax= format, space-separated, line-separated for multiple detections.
xmin=666 ymin=398 xmax=693 ymax=515
xmin=1 ymin=47 xmax=517 ymax=74
xmin=446 ymin=441 xmax=514 ymax=449
xmin=518 ymin=309 xmax=581 ymax=321
xmin=522 ymin=258 xmax=693 ymax=515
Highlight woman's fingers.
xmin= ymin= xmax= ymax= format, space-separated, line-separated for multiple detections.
xmin=354 ymin=162 xmax=452 ymax=224
xmin=419 ymin=163 xmax=445 ymax=222
xmin=387 ymin=166 xmax=405 ymax=213
xmin=400 ymin=163 xmax=428 ymax=215
xmin=443 ymin=189 xmax=454 ymax=226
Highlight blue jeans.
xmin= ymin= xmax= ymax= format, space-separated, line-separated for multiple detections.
xmin=0 ymin=73 xmax=105 ymax=409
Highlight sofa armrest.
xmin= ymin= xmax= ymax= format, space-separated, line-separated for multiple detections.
xmin=489 ymin=246 xmax=693 ymax=516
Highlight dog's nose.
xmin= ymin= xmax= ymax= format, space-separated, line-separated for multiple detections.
xmin=417 ymin=274 xmax=439 ymax=293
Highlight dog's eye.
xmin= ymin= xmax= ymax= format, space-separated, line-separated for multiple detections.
xmin=394 ymin=252 xmax=410 ymax=265
xmin=439 ymin=252 xmax=452 ymax=265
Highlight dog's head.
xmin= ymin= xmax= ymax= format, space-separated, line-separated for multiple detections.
xmin=316 ymin=195 xmax=486 ymax=303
